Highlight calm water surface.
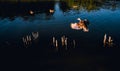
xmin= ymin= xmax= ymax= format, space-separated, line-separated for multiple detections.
xmin=0 ymin=1 xmax=120 ymax=71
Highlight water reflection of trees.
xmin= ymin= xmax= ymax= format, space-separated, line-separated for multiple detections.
xmin=0 ymin=0 xmax=119 ymax=19
xmin=61 ymin=0 xmax=119 ymax=12
xmin=0 ymin=1 xmax=55 ymax=19
xmin=0 ymin=0 xmax=55 ymax=2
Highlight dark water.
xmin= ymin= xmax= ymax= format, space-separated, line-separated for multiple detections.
xmin=0 ymin=0 xmax=120 ymax=71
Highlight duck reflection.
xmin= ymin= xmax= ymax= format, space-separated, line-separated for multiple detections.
xmin=71 ymin=18 xmax=89 ymax=32
xmin=103 ymin=34 xmax=114 ymax=47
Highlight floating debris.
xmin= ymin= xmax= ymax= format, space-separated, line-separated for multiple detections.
xmin=49 ymin=9 xmax=54 ymax=13
xmin=29 ymin=10 xmax=34 ymax=15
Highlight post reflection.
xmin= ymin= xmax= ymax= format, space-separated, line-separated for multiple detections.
xmin=52 ymin=37 xmax=56 ymax=46
xmin=61 ymin=35 xmax=66 ymax=46
xmin=71 ymin=18 xmax=89 ymax=32
xmin=52 ymin=35 xmax=76 ymax=51
xmin=103 ymin=34 xmax=114 ymax=47
xmin=22 ymin=32 xmax=39 ymax=48
xmin=73 ymin=40 xmax=76 ymax=48
xmin=61 ymin=36 xmax=65 ymax=46
xmin=22 ymin=35 xmax=32 ymax=48
xmin=32 ymin=32 xmax=39 ymax=40
xmin=65 ymin=37 xmax=68 ymax=50
xmin=55 ymin=40 xmax=58 ymax=51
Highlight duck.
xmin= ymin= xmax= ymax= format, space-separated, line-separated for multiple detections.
xmin=71 ymin=18 xmax=89 ymax=32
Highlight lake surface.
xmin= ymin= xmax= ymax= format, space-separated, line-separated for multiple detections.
xmin=0 ymin=0 xmax=120 ymax=71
